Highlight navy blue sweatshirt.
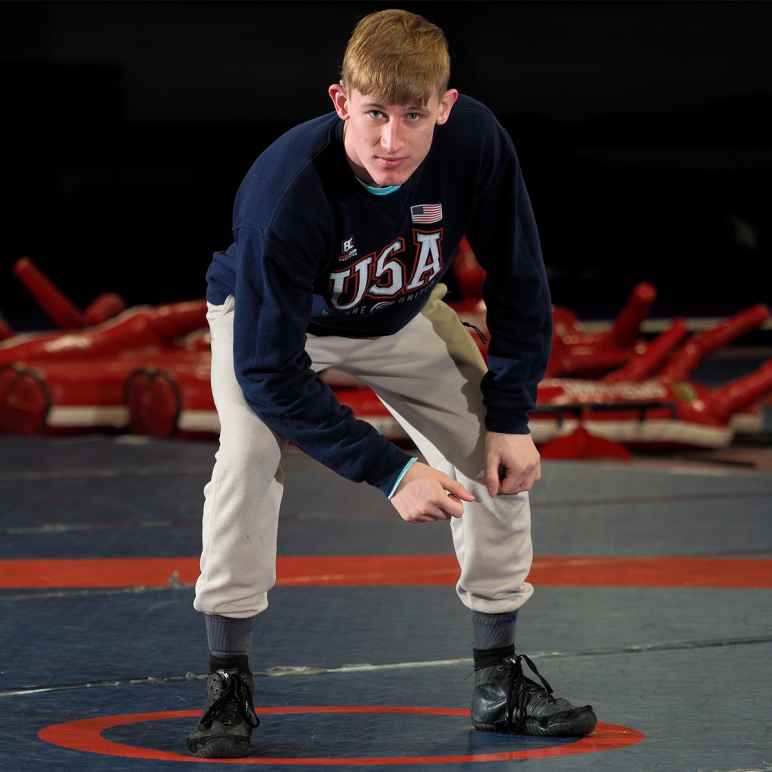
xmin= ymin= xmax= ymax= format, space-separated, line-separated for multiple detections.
xmin=206 ymin=94 xmax=552 ymax=497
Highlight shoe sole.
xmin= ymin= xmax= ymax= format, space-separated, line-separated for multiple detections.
xmin=186 ymin=736 xmax=251 ymax=758
xmin=474 ymin=707 xmax=598 ymax=738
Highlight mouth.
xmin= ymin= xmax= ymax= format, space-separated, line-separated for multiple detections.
xmin=375 ymin=157 xmax=407 ymax=168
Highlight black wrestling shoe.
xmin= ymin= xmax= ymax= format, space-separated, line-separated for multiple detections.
xmin=472 ymin=654 xmax=597 ymax=737
xmin=186 ymin=669 xmax=259 ymax=758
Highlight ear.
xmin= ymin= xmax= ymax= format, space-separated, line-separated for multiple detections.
xmin=435 ymin=88 xmax=459 ymax=126
xmin=328 ymin=82 xmax=351 ymax=119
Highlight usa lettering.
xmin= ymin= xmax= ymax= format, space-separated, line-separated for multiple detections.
xmin=329 ymin=230 xmax=443 ymax=310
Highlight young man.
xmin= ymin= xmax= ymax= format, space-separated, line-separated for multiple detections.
xmin=186 ymin=8 xmax=597 ymax=758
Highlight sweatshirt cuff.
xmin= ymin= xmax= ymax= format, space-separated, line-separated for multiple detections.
xmin=484 ymin=412 xmax=531 ymax=435
xmin=387 ymin=456 xmax=419 ymax=499
xmin=366 ymin=443 xmax=415 ymax=497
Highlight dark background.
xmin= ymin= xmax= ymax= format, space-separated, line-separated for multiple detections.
xmin=2 ymin=0 xmax=770 ymax=329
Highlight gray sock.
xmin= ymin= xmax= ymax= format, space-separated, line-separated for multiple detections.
xmin=205 ymin=613 xmax=256 ymax=656
xmin=472 ymin=610 xmax=518 ymax=649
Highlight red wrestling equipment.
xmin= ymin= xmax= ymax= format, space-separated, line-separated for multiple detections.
xmin=0 ymin=291 xmax=208 ymax=434
xmin=657 ymin=305 xmax=770 ymax=382
xmin=174 ymin=329 xmax=212 ymax=352
xmin=84 ymin=293 xmax=127 ymax=326
xmin=0 ymin=315 xmax=12 ymax=342
xmin=532 ymin=358 xmax=772 ymax=450
xmin=0 ymin=301 xmax=207 ymax=367
xmin=0 ymin=351 xmax=210 ymax=436
xmin=2 ymin=247 xmax=768 ymax=452
xmin=547 ymin=282 xmax=657 ymax=378
xmin=603 ymin=321 xmax=689 ymax=383
xmin=449 ymin=282 xmax=658 ymax=378
xmin=125 ymin=360 xmax=214 ymax=438
xmin=450 ymin=237 xmax=658 ymax=379
xmin=604 ymin=307 xmax=770 ymax=387
xmin=553 ymin=282 xmax=656 ymax=350
xmin=109 ymin=355 xmax=772 ymax=449
xmin=3 ymin=294 xmax=768 ymax=449
xmin=539 ymin=426 xmax=632 ymax=461
xmin=0 ymin=359 xmax=135 ymax=435
xmin=604 ymin=305 xmax=771 ymax=435
xmin=708 ymin=359 xmax=772 ymax=424
xmin=122 ymin=365 xmax=408 ymax=442
xmin=13 ymin=257 xmax=128 ymax=329
xmin=13 ymin=257 xmax=86 ymax=330
xmin=452 ymin=236 xmax=486 ymax=298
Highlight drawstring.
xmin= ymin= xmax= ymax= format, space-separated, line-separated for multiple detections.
xmin=461 ymin=321 xmax=488 ymax=344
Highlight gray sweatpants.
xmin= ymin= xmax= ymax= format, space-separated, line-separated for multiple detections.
xmin=193 ymin=285 xmax=534 ymax=619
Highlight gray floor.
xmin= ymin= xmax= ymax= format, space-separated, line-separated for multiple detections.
xmin=1 ymin=435 xmax=771 ymax=770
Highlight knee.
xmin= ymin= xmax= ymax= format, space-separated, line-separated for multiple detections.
xmin=216 ymin=422 xmax=282 ymax=480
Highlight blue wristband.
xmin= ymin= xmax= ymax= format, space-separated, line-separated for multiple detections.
xmin=387 ymin=456 xmax=419 ymax=499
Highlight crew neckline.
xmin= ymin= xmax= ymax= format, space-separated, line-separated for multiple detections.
xmin=356 ymin=177 xmax=402 ymax=196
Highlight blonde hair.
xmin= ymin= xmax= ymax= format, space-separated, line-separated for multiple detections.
xmin=341 ymin=9 xmax=450 ymax=106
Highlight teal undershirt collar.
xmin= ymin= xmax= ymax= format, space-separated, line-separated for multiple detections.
xmin=356 ymin=177 xmax=402 ymax=196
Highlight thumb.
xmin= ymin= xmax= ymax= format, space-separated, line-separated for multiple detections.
xmin=485 ymin=458 xmax=500 ymax=497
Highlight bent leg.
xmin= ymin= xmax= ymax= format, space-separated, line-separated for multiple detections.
xmin=346 ymin=286 xmax=534 ymax=613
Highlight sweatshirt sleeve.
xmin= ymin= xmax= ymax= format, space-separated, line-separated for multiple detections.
xmin=465 ymin=117 xmax=553 ymax=434
xmin=232 ymin=224 xmax=412 ymax=496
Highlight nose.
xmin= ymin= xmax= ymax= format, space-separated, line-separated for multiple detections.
xmin=380 ymin=119 xmax=404 ymax=155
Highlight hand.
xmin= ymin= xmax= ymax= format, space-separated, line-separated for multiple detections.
xmin=484 ymin=431 xmax=541 ymax=496
xmin=390 ymin=462 xmax=476 ymax=524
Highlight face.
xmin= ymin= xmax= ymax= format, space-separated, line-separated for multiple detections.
xmin=328 ymin=84 xmax=459 ymax=187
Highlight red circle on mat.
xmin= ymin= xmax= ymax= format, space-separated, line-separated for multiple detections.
xmin=38 ymin=706 xmax=645 ymax=765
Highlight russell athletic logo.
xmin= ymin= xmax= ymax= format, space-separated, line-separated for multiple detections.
xmin=410 ymin=203 xmax=443 ymax=224
xmin=340 ymin=236 xmax=358 ymax=260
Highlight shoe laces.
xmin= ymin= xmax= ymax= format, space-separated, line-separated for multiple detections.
xmin=200 ymin=670 xmax=259 ymax=730
xmin=505 ymin=654 xmax=555 ymax=731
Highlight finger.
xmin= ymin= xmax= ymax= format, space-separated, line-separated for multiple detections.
xmin=499 ymin=481 xmax=518 ymax=494
xmin=425 ymin=503 xmax=452 ymax=521
xmin=431 ymin=498 xmax=459 ymax=519
xmin=408 ymin=503 xmax=447 ymax=522
xmin=439 ymin=497 xmax=464 ymax=518
xmin=524 ymin=469 xmax=541 ymax=490
xmin=409 ymin=508 xmax=441 ymax=522
xmin=512 ymin=470 xmax=538 ymax=493
xmin=443 ymin=478 xmax=476 ymax=502
xmin=500 ymin=459 xmax=534 ymax=493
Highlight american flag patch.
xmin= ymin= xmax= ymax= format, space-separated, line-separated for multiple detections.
xmin=410 ymin=203 xmax=443 ymax=224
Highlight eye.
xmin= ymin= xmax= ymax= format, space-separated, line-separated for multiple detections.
xmin=368 ymin=110 xmax=385 ymax=119
xmin=407 ymin=112 xmax=423 ymax=121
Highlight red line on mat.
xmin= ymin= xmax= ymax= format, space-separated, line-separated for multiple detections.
xmin=1 ymin=555 xmax=770 ymax=589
